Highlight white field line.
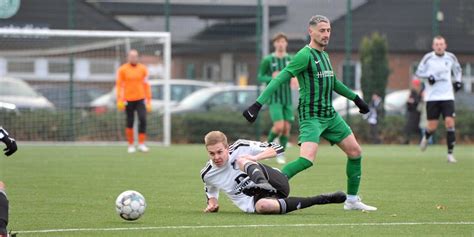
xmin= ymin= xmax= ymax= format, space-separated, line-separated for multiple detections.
xmin=16 ymin=221 xmax=474 ymax=234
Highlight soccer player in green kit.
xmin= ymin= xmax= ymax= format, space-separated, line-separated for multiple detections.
xmin=258 ymin=32 xmax=297 ymax=164
xmin=243 ymin=15 xmax=377 ymax=211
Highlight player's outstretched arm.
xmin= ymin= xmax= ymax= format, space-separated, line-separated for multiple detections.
xmin=0 ymin=127 xmax=17 ymax=156
xmin=333 ymin=80 xmax=369 ymax=114
xmin=243 ymin=71 xmax=292 ymax=123
xmin=204 ymin=197 xmax=219 ymax=213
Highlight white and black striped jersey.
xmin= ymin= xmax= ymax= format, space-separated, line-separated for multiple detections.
xmin=415 ymin=51 xmax=462 ymax=101
xmin=200 ymin=139 xmax=284 ymax=213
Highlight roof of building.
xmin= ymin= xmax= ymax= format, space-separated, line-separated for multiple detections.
xmin=0 ymin=0 xmax=131 ymax=31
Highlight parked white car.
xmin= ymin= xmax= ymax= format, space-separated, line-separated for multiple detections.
xmin=90 ymin=79 xmax=215 ymax=114
xmin=334 ymin=89 xmax=410 ymax=116
xmin=0 ymin=77 xmax=55 ymax=110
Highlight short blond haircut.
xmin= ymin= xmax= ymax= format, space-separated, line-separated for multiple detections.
xmin=204 ymin=131 xmax=228 ymax=147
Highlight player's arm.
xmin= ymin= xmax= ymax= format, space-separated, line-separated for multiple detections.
xmin=415 ymin=54 xmax=437 ymax=85
xmin=450 ymin=53 xmax=463 ymax=92
xmin=243 ymin=52 xmax=308 ymax=122
xmin=0 ymin=127 xmax=17 ymax=156
xmin=115 ymin=68 xmax=126 ymax=111
xmin=257 ymin=57 xmax=273 ymax=84
xmin=203 ymin=184 xmax=219 ymax=213
xmin=143 ymin=67 xmax=152 ymax=111
xmin=333 ymin=80 xmax=369 ymax=114
xmin=237 ymin=140 xmax=284 ymax=162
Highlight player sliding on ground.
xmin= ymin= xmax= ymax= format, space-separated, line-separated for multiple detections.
xmin=201 ymin=131 xmax=346 ymax=214
xmin=243 ymin=15 xmax=377 ymax=211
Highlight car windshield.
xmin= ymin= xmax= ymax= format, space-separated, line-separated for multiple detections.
xmin=178 ymin=89 xmax=216 ymax=108
xmin=0 ymin=79 xmax=39 ymax=97
xmin=152 ymin=84 xmax=209 ymax=101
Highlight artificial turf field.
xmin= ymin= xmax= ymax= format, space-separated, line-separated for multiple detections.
xmin=0 ymin=144 xmax=472 ymax=236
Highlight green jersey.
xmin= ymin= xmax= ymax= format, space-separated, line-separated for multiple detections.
xmin=256 ymin=45 xmax=357 ymax=120
xmin=258 ymin=53 xmax=293 ymax=105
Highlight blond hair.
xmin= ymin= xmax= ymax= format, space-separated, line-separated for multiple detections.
xmin=204 ymin=131 xmax=228 ymax=147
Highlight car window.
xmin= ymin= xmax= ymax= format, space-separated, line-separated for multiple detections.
xmin=208 ymin=91 xmax=235 ymax=109
xmin=151 ymin=84 xmax=210 ymax=102
xmin=0 ymin=80 xmax=39 ymax=97
xmin=236 ymin=90 xmax=257 ymax=106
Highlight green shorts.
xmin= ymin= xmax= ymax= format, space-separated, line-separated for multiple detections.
xmin=269 ymin=103 xmax=294 ymax=122
xmin=298 ymin=113 xmax=352 ymax=145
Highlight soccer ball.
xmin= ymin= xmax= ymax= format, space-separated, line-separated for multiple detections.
xmin=115 ymin=190 xmax=146 ymax=221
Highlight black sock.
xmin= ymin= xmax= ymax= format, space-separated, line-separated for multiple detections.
xmin=425 ymin=130 xmax=433 ymax=139
xmin=447 ymin=128 xmax=455 ymax=154
xmin=244 ymin=163 xmax=267 ymax=184
xmin=277 ymin=195 xmax=335 ymax=214
xmin=0 ymin=192 xmax=8 ymax=235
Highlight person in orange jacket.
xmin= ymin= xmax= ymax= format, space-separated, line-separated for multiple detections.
xmin=116 ymin=49 xmax=152 ymax=153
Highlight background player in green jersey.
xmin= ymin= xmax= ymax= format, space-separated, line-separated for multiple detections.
xmin=243 ymin=15 xmax=377 ymax=211
xmin=257 ymin=32 xmax=297 ymax=164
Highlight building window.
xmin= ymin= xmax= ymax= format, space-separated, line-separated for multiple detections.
xmin=202 ymin=62 xmax=220 ymax=82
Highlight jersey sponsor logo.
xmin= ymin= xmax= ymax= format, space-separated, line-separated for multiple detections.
xmin=272 ymin=63 xmax=278 ymax=67
xmin=316 ymin=70 xmax=334 ymax=78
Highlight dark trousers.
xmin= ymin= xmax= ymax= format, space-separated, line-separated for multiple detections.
xmin=125 ymin=99 xmax=147 ymax=133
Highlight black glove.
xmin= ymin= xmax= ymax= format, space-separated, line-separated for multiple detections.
xmin=0 ymin=127 xmax=17 ymax=156
xmin=453 ymin=82 xmax=463 ymax=92
xmin=353 ymin=96 xmax=370 ymax=114
xmin=242 ymin=102 xmax=262 ymax=123
xmin=428 ymin=75 xmax=436 ymax=85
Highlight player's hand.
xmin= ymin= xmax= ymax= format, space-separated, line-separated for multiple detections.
xmin=453 ymin=82 xmax=463 ymax=92
xmin=117 ymin=101 xmax=126 ymax=111
xmin=145 ymin=102 xmax=152 ymax=113
xmin=428 ymin=75 xmax=436 ymax=85
xmin=242 ymin=102 xmax=262 ymax=123
xmin=204 ymin=203 xmax=219 ymax=213
xmin=0 ymin=128 xmax=18 ymax=156
xmin=353 ymin=96 xmax=370 ymax=114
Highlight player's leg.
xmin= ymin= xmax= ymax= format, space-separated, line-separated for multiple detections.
xmin=237 ymin=159 xmax=276 ymax=195
xmin=443 ymin=100 xmax=456 ymax=163
xmin=136 ymin=100 xmax=149 ymax=152
xmin=279 ymin=104 xmax=294 ymax=150
xmin=125 ymin=101 xmax=136 ymax=153
xmin=337 ymin=134 xmax=377 ymax=211
xmin=255 ymin=191 xmax=347 ymax=214
xmin=281 ymin=119 xmax=322 ymax=179
xmin=0 ymin=182 xmax=8 ymax=237
xmin=420 ymin=101 xmax=440 ymax=151
xmin=267 ymin=104 xmax=283 ymax=143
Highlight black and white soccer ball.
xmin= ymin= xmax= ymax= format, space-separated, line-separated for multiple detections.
xmin=115 ymin=190 xmax=146 ymax=221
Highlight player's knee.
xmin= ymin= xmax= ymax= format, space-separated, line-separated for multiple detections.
xmin=236 ymin=157 xmax=250 ymax=169
xmin=347 ymin=146 xmax=362 ymax=157
xmin=255 ymin=199 xmax=278 ymax=214
xmin=0 ymin=181 xmax=4 ymax=191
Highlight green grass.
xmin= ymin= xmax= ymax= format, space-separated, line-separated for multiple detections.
xmin=0 ymin=144 xmax=473 ymax=236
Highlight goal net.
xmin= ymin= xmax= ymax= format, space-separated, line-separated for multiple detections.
xmin=0 ymin=28 xmax=171 ymax=146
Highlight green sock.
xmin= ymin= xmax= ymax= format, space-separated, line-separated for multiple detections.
xmin=267 ymin=130 xmax=278 ymax=142
xmin=282 ymin=157 xmax=313 ymax=179
xmin=346 ymin=156 xmax=362 ymax=195
xmin=279 ymin=135 xmax=288 ymax=149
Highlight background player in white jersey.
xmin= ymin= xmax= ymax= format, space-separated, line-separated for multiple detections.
xmin=0 ymin=127 xmax=18 ymax=237
xmin=201 ymin=131 xmax=346 ymax=214
xmin=415 ymin=36 xmax=463 ymax=163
